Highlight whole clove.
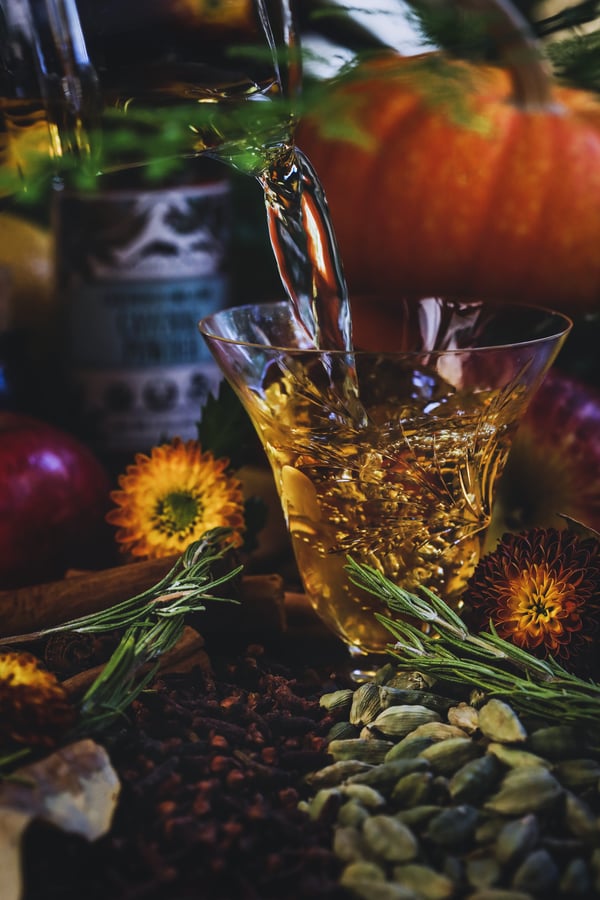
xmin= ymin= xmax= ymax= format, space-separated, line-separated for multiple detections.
xmin=20 ymin=644 xmax=353 ymax=900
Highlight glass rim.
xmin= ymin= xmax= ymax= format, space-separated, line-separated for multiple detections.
xmin=198 ymin=298 xmax=573 ymax=356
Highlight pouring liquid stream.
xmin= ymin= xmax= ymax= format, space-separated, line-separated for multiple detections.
xmin=257 ymin=143 xmax=367 ymax=423
xmin=0 ymin=0 xmax=364 ymax=420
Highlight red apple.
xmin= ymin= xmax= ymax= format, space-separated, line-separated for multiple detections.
xmin=0 ymin=412 xmax=115 ymax=588
xmin=486 ymin=368 xmax=600 ymax=548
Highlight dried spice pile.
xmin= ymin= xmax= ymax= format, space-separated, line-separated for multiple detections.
xmin=302 ymin=669 xmax=600 ymax=900
xmin=19 ymin=642 xmax=354 ymax=900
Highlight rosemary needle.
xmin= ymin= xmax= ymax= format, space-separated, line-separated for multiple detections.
xmin=346 ymin=557 xmax=600 ymax=732
xmin=2 ymin=528 xmax=242 ymax=645
xmin=0 ymin=530 xmax=243 ymax=769
xmin=69 ymin=529 xmax=242 ymax=734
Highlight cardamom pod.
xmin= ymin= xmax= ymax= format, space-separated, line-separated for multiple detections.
xmin=368 ymin=705 xmax=441 ymax=739
xmin=484 ymin=767 xmax=563 ymax=815
xmin=419 ymin=737 xmax=481 ymax=776
xmin=478 ymin=699 xmax=527 ymax=744
xmin=362 ymin=814 xmax=419 ymax=862
xmin=350 ymin=682 xmax=383 ymax=726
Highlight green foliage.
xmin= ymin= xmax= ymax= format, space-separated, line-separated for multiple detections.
xmin=307 ymin=1 xmax=600 ymax=100
xmin=4 ymin=1 xmax=600 ymax=209
xmin=196 ymin=380 xmax=260 ymax=470
xmin=0 ymin=530 xmax=242 ymax=756
xmin=196 ymin=382 xmax=271 ymax=555
xmin=346 ymin=557 xmax=600 ymax=734
xmin=546 ymin=29 xmax=600 ymax=93
xmin=408 ymin=1 xmax=497 ymax=61
xmin=69 ymin=531 xmax=241 ymax=732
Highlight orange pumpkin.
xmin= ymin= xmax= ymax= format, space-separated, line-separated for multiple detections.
xmin=297 ymin=52 xmax=600 ymax=317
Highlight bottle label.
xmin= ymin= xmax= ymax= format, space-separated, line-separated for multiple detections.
xmin=55 ymin=179 xmax=231 ymax=454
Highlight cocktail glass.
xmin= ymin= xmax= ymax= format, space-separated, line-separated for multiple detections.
xmin=199 ymin=297 xmax=572 ymax=676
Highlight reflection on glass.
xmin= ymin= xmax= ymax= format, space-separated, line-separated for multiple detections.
xmin=200 ymin=298 xmax=572 ymax=675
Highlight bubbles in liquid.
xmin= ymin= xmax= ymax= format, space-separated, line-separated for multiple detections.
xmin=255 ymin=356 xmax=518 ymax=655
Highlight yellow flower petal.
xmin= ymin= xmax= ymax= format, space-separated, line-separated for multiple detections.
xmin=107 ymin=438 xmax=245 ymax=559
xmin=0 ymin=652 xmax=76 ymax=746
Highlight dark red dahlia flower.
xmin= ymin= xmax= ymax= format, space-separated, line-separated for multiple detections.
xmin=465 ymin=528 xmax=600 ymax=678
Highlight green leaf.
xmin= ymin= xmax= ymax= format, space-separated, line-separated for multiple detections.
xmin=409 ymin=1 xmax=495 ymax=60
xmin=546 ymin=29 xmax=600 ymax=92
xmin=196 ymin=380 xmax=260 ymax=468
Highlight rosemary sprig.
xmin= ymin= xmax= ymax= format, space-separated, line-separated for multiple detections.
xmin=63 ymin=528 xmax=241 ymax=733
xmin=74 ymin=617 xmax=186 ymax=735
xmin=2 ymin=527 xmax=242 ymax=646
xmin=0 ymin=529 xmax=243 ymax=772
xmin=346 ymin=558 xmax=600 ymax=730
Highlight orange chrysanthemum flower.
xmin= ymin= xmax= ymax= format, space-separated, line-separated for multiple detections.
xmin=0 ymin=651 xmax=76 ymax=747
xmin=466 ymin=528 xmax=600 ymax=678
xmin=107 ymin=438 xmax=245 ymax=559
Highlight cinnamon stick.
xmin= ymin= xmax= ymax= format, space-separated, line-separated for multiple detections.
xmin=0 ymin=558 xmax=285 ymax=641
xmin=0 ymin=557 xmax=178 ymax=637
xmin=62 ymin=625 xmax=210 ymax=699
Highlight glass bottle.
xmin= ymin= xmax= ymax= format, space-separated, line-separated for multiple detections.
xmin=53 ymin=157 xmax=232 ymax=469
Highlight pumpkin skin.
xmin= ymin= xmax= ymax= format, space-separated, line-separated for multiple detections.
xmin=297 ymin=53 xmax=600 ymax=316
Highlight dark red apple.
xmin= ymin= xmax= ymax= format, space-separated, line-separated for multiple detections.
xmin=0 ymin=412 xmax=115 ymax=588
xmin=486 ymin=368 xmax=600 ymax=548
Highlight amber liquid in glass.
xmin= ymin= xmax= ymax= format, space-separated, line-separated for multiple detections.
xmin=248 ymin=359 xmax=519 ymax=655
